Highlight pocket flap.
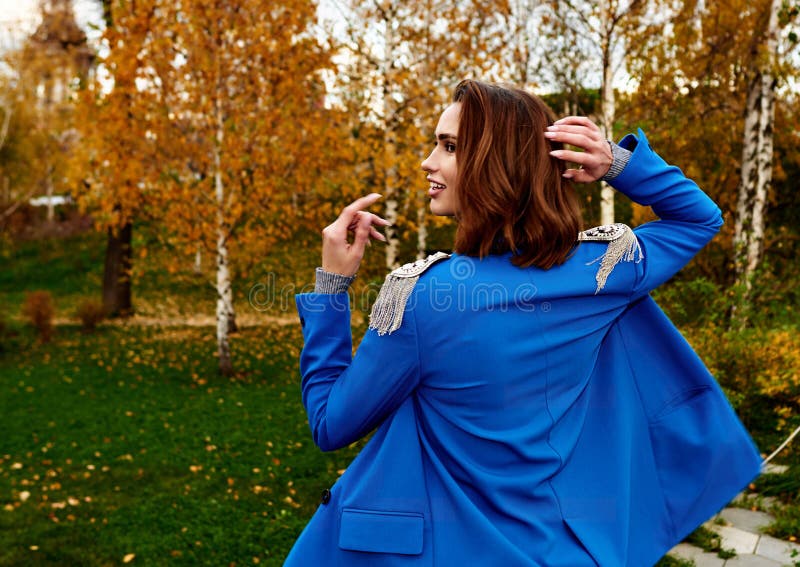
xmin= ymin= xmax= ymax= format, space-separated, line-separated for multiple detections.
xmin=338 ymin=508 xmax=424 ymax=555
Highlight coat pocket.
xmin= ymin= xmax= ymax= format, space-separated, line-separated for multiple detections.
xmin=338 ymin=508 xmax=424 ymax=555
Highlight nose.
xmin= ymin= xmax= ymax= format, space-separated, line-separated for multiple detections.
xmin=421 ymin=149 xmax=436 ymax=173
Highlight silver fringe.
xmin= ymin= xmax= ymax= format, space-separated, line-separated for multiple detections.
xmin=368 ymin=274 xmax=419 ymax=336
xmin=587 ymin=225 xmax=643 ymax=293
xmin=368 ymin=251 xmax=451 ymax=336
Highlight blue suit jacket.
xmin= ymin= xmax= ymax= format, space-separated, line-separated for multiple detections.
xmin=286 ymin=132 xmax=762 ymax=566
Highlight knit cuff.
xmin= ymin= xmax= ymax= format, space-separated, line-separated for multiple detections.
xmin=314 ymin=268 xmax=356 ymax=294
xmin=602 ymin=141 xmax=632 ymax=181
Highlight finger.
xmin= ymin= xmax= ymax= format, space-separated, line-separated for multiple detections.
xmin=553 ymin=116 xmax=601 ymax=130
xmin=562 ymin=168 xmax=593 ymax=182
xmin=369 ymin=226 xmax=387 ymax=242
xmin=549 ymin=148 xmax=594 ymax=165
xmin=546 ymin=124 xmax=603 ymax=143
xmin=349 ymin=212 xmax=374 ymax=259
xmin=340 ymin=193 xmax=383 ymax=218
xmin=333 ymin=193 xmax=383 ymax=232
xmin=348 ymin=212 xmax=390 ymax=232
xmin=544 ymin=130 xmax=603 ymax=149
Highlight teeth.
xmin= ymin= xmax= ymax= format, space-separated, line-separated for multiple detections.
xmin=432 ymin=184 xmax=445 ymax=190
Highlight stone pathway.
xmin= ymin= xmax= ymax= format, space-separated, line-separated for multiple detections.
xmin=668 ymin=500 xmax=800 ymax=566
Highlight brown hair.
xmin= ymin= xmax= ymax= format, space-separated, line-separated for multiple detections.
xmin=452 ymin=79 xmax=582 ymax=269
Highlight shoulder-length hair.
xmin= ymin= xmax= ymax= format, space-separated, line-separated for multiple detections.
xmin=452 ymin=79 xmax=582 ymax=269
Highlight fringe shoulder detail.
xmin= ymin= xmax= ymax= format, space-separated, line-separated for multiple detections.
xmin=578 ymin=223 xmax=643 ymax=293
xmin=368 ymin=251 xmax=451 ymax=336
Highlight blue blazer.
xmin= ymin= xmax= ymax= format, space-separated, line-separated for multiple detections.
xmin=286 ymin=132 xmax=762 ymax=566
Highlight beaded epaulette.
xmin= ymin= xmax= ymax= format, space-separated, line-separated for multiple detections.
xmin=368 ymin=251 xmax=451 ymax=336
xmin=578 ymin=223 xmax=643 ymax=293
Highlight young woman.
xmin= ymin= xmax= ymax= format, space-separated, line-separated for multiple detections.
xmin=285 ymin=80 xmax=761 ymax=566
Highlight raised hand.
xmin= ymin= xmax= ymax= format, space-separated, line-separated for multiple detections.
xmin=321 ymin=193 xmax=390 ymax=277
xmin=545 ymin=116 xmax=613 ymax=183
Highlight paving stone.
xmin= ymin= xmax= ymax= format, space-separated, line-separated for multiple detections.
xmin=723 ymin=554 xmax=784 ymax=566
xmin=710 ymin=525 xmax=760 ymax=555
xmin=668 ymin=543 xmax=727 ymax=566
xmin=732 ymin=493 xmax=780 ymax=511
xmin=719 ymin=508 xmax=774 ymax=533
xmin=755 ymin=534 xmax=800 ymax=565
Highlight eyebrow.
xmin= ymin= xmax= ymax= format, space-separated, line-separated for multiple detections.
xmin=437 ymin=133 xmax=457 ymax=141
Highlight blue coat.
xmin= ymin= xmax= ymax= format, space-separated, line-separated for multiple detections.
xmin=286 ymin=131 xmax=762 ymax=566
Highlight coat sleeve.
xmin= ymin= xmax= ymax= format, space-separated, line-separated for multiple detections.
xmin=609 ymin=130 xmax=724 ymax=298
xmin=294 ymin=292 xmax=420 ymax=452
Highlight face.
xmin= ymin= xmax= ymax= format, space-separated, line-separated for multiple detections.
xmin=421 ymin=102 xmax=460 ymax=217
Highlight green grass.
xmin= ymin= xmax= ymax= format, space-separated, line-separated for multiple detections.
xmin=0 ymin=324 xmax=360 ymax=566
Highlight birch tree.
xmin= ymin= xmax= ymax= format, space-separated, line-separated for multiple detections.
xmin=148 ymin=0 xmax=332 ymax=375
xmin=733 ymin=0 xmax=784 ymax=320
xmin=624 ymin=0 xmax=799 ymax=297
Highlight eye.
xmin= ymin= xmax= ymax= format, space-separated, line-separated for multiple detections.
xmin=445 ymin=143 xmax=456 ymax=153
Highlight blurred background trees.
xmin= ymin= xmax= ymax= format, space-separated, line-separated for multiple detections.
xmin=0 ymin=0 xmax=798 ymax=374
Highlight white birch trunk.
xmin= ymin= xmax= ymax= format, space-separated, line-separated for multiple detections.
xmin=733 ymin=0 xmax=780 ymax=317
xmin=45 ymin=163 xmax=55 ymax=222
xmin=599 ymin=6 xmax=616 ymax=227
xmin=416 ymin=201 xmax=427 ymax=260
xmin=194 ymin=246 xmax=202 ymax=275
xmin=692 ymin=0 xmax=706 ymax=51
xmin=214 ymin=101 xmax=234 ymax=376
xmin=382 ymin=9 xmax=400 ymax=271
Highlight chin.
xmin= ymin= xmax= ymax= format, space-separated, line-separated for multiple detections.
xmin=429 ymin=201 xmax=455 ymax=217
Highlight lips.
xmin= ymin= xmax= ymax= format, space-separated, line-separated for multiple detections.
xmin=428 ymin=180 xmax=446 ymax=198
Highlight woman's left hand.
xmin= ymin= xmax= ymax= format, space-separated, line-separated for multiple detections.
xmin=545 ymin=116 xmax=613 ymax=183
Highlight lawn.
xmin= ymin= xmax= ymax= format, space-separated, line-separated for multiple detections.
xmin=0 ymin=323 xmax=360 ymax=566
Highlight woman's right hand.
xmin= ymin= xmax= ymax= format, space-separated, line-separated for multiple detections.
xmin=321 ymin=193 xmax=390 ymax=277
xmin=545 ymin=116 xmax=613 ymax=183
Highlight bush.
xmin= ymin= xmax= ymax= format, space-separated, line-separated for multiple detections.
xmin=21 ymin=290 xmax=55 ymax=343
xmin=76 ymin=299 xmax=105 ymax=332
xmin=683 ymin=324 xmax=800 ymax=454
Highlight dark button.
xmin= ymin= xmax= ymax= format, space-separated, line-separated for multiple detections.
xmin=299 ymin=316 xmax=306 ymax=327
xmin=320 ymin=488 xmax=331 ymax=505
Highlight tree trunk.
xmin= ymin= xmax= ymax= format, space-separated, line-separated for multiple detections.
xmin=194 ymin=245 xmax=202 ymax=274
xmin=214 ymin=105 xmax=234 ymax=377
xmin=732 ymin=0 xmax=780 ymax=326
xmin=599 ymin=12 xmax=616 ymax=226
xmin=45 ymin=163 xmax=55 ymax=222
xmin=382 ymin=7 xmax=401 ymax=271
xmin=102 ymin=220 xmax=133 ymax=317
xmin=416 ymin=201 xmax=427 ymax=259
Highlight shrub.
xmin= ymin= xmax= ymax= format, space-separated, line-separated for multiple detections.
xmin=21 ymin=290 xmax=55 ymax=343
xmin=683 ymin=324 xmax=800 ymax=454
xmin=76 ymin=299 xmax=105 ymax=332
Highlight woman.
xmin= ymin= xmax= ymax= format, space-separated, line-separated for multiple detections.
xmin=285 ymin=80 xmax=760 ymax=566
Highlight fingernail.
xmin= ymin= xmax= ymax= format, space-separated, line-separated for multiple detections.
xmin=549 ymin=150 xmax=560 ymax=156
xmin=563 ymin=172 xmax=573 ymax=179
xmin=546 ymin=125 xmax=557 ymax=130
xmin=544 ymin=131 xmax=557 ymax=138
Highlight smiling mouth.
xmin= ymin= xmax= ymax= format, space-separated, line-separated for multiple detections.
xmin=428 ymin=182 xmax=446 ymax=198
